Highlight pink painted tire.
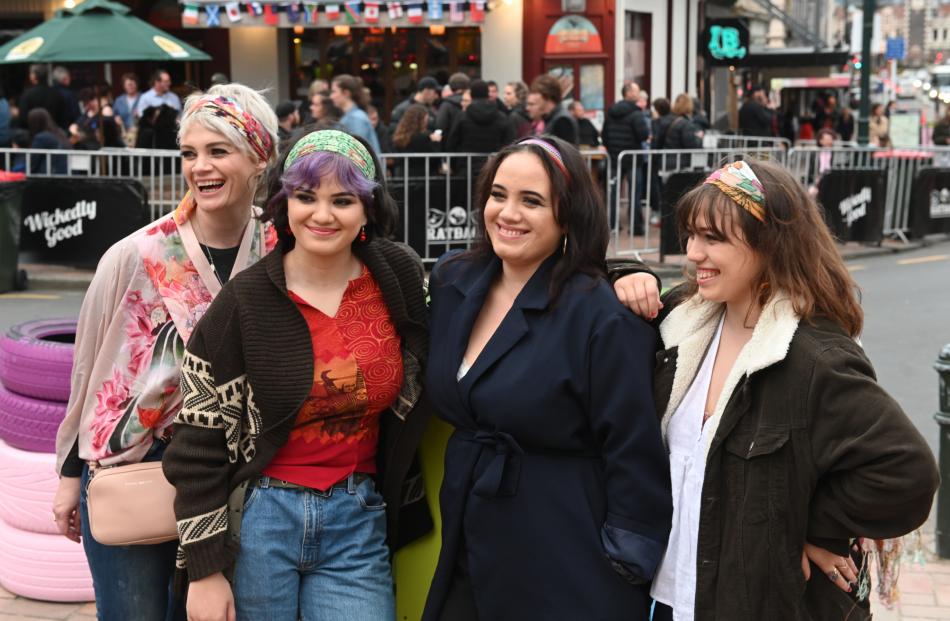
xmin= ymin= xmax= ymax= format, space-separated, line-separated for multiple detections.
xmin=0 ymin=318 xmax=76 ymax=402
xmin=0 ymin=517 xmax=94 ymax=602
xmin=0 ymin=385 xmax=65 ymax=453
xmin=0 ymin=439 xmax=60 ymax=535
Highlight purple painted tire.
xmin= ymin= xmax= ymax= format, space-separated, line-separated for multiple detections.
xmin=0 ymin=318 xmax=76 ymax=402
xmin=0 ymin=517 xmax=94 ymax=602
xmin=0 ymin=439 xmax=60 ymax=535
xmin=0 ymin=385 xmax=66 ymax=453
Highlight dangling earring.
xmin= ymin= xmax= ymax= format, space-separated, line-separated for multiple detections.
xmin=359 ymin=225 xmax=367 ymax=242
xmin=562 ymin=233 xmax=568 ymax=254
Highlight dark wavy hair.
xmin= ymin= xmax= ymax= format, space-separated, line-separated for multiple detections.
xmin=675 ymin=158 xmax=863 ymax=336
xmin=456 ymin=135 xmax=608 ymax=302
xmin=261 ymin=130 xmax=397 ymax=252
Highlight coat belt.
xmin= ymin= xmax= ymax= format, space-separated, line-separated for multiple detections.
xmin=455 ymin=428 xmax=600 ymax=499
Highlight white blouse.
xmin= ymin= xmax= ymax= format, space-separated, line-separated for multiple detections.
xmin=650 ymin=314 xmax=724 ymax=620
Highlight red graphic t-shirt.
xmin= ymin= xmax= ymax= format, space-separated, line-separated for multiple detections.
xmin=262 ymin=266 xmax=403 ymax=490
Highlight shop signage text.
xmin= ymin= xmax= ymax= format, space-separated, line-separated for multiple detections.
xmin=703 ymin=20 xmax=749 ymax=66
xmin=22 ymin=200 xmax=97 ymax=249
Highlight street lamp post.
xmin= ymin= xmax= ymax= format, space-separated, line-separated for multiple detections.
xmin=857 ymin=0 xmax=875 ymax=145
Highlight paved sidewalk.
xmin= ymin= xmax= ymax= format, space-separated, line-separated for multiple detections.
xmin=3 ymin=527 xmax=950 ymax=620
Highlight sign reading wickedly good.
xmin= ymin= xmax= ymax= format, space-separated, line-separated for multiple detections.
xmin=702 ymin=19 xmax=749 ymax=66
xmin=19 ymin=178 xmax=149 ymax=268
xmin=817 ymin=169 xmax=886 ymax=244
xmin=909 ymin=168 xmax=950 ymax=238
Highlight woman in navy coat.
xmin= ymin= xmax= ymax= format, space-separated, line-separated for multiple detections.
xmin=422 ymin=136 xmax=673 ymax=621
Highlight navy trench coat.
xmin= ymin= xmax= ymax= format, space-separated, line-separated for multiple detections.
xmin=422 ymin=252 xmax=673 ymax=621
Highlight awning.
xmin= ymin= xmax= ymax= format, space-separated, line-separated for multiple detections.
xmin=737 ymin=46 xmax=851 ymax=68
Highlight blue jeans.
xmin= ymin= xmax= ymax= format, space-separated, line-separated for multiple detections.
xmin=79 ymin=443 xmax=185 ymax=621
xmin=233 ymin=474 xmax=395 ymax=621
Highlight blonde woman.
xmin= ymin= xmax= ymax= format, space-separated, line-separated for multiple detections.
xmin=52 ymin=83 xmax=278 ymax=621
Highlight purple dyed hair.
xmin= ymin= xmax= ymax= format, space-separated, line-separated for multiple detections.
xmin=267 ymin=150 xmax=378 ymax=212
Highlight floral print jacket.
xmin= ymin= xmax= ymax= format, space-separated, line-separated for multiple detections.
xmin=55 ymin=197 xmax=276 ymax=473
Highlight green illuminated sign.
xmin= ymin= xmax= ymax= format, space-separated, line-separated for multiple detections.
xmin=708 ymin=25 xmax=747 ymax=60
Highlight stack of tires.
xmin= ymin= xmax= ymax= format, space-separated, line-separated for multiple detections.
xmin=0 ymin=319 xmax=94 ymax=602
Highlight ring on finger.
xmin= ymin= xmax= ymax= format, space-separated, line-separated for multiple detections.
xmin=827 ymin=569 xmax=840 ymax=582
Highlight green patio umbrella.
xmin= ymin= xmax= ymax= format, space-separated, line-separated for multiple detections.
xmin=0 ymin=0 xmax=210 ymax=64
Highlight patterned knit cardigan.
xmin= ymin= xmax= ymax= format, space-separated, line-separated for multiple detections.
xmin=162 ymin=237 xmax=433 ymax=584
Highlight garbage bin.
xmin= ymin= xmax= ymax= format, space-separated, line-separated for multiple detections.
xmin=0 ymin=174 xmax=28 ymax=293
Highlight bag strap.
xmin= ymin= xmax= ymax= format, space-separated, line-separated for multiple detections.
xmin=223 ymin=477 xmax=255 ymax=582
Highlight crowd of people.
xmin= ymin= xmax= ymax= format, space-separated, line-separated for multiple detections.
xmin=737 ymin=85 xmax=896 ymax=148
xmin=42 ymin=75 xmax=938 ymax=621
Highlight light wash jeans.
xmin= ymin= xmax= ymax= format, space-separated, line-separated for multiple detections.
xmin=232 ymin=474 xmax=395 ymax=621
xmin=79 ymin=442 xmax=185 ymax=621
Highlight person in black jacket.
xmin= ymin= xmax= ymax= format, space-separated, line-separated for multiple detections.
xmin=738 ymin=87 xmax=774 ymax=137
xmin=18 ymin=64 xmax=67 ymax=131
xmin=663 ymin=94 xmax=704 ymax=170
xmin=446 ymin=80 xmax=514 ymax=155
xmin=569 ymin=101 xmax=600 ymax=147
xmin=435 ymin=73 xmax=470 ymax=134
xmin=526 ymin=74 xmax=578 ymax=145
xmin=389 ymin=76 xmax=440 ymax=134
xmin=503 ymin=81 xmax=532 ymax=139
xmin=603 ymin=82 xmax=651 ymax=233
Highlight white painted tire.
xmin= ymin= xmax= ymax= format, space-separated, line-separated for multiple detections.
xmin=0 ymin=439 xmax=60 ymax=534
xmin=0 ymin=517 xmax=93 ymax=602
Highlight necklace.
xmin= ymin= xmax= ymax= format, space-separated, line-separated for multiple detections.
xmin=193 ymin=214 xmax=228 ymax=286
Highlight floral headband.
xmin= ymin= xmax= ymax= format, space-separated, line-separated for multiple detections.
xmin=519 ymin=138 xmax=570 ymax=181
xmin=284 ymin=129 xmax=376 ymax=180
xmin=703 ymin=161 xmax=766 ymax=223
xmin=187 ymin=94 xmax=273 ymax=164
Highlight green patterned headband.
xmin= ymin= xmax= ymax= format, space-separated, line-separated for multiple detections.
xmin=283 ymin=129 xmax=376 ymax=180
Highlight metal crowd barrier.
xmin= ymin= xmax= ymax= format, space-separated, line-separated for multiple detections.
xmin=714 ymin=134 xmax=792 ymax=152
xmin=0 ymin=147 xmax=185 ymax=220
xmin=611 ymin=146 xmax=788 ymax=257
xmin=786 ymin=146 xmax=950 ymax=241
xmin=0 ymin=147 xmax=608 ymax=264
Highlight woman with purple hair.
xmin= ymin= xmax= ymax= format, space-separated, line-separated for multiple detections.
xmin=162 ymin=129 xmax=432 ymax=621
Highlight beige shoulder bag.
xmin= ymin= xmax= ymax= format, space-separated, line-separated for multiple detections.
xmin=85 ymin=461 xmax=178 ymax=546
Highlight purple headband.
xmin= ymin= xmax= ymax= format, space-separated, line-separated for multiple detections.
xmin=519 ymin=138 xmax=570 ymax=181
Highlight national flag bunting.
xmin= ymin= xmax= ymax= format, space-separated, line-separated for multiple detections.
xmin=248 ymin=2 xmax=264 ymax=16
xmin=469 ymin=0 xmax=485 ymax=22
xmin=182 ymin=4 xmax=199 ymax=25
xmin=263 ymin=3 xmax=279 ymax=25
xmin=286 ymin=2 xmax=302 ymax=23
xmin=204 ymin=5 xmax=221 ymax=26
xmin=428 ymin=1 xmax=443 ymax=20
xmin=325 ymin=3 xmax=341 ymax=20
xmin=449 ymin=1 xmax=463 ymax=22
xmin=304 ymin=2 xmax=320 ymax=23
xmin=225 ymin=2 xmax=241 ymax=22
xmin=344 ymin=0 xmax=361 ymax=23
xmin=387 ymin=1 xmax=403 ymax=19
xmin=364 ymin=2 xmax=380 ymax=22
xmin=407 ymin=0 xmax=423 ymax=23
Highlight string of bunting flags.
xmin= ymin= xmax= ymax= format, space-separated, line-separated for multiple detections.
xmin=181 ymin=1 xmax=490 ymax=26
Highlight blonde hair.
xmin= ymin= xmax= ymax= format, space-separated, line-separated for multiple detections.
xmin=178 ymin=83 xmax=279 ymax=170
xmin=671 ymin=93 xmax=694 ymax=117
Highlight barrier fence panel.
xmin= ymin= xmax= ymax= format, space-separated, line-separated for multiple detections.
xmin=0 ymin=147 xmax=184 ymax=221
xmin=714 ymin=135 xmax=792 ymax=152
xmin=612 ymin=146 xmax=787 ymax=258
xmin=787 ymin=146 xmax=950 ymax=241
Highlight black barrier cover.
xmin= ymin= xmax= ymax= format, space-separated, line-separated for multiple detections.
xmin=389 ymin=176 xmax=476 ymax=264
xmin=19 ymin=177 xmax=149 ymax=268
xmin=660 ymin=171 xmax=708 ymax=258
xmin=817 ymin=169 xmax=886 ymax=244
xmin=909 ymin=168 xmax=950 ymax=239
